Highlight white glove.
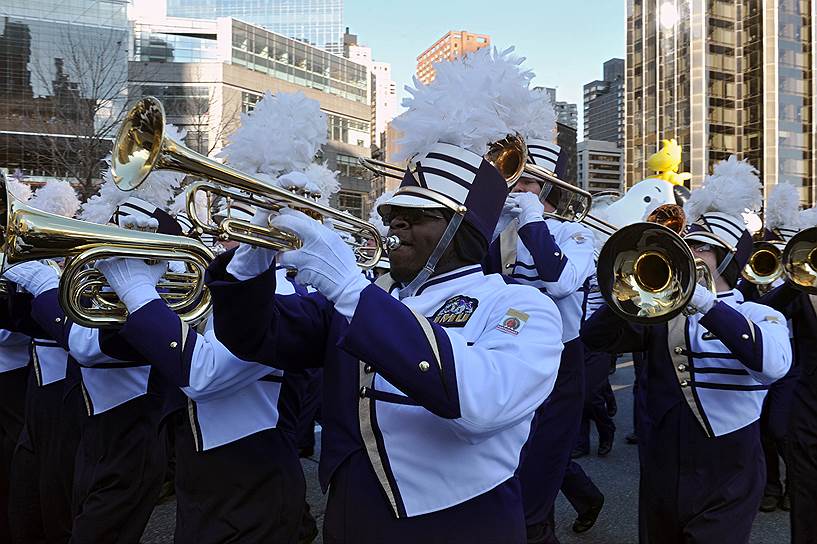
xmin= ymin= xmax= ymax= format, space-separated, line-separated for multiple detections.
xmin=512 ymin=192 xmax=546 ymax=227
xmin=273 ymin=208 xmax=369 ymax=320
xmin=492 ymin=195 xmax=521 ymax=242
xmin=225 ymin=209 xmax=279 ymax=281
xmin=2 ymin=261 xmax=59 ymax=297
xmin=120 ymin=215 xmax=159 ymax=232
xmin=96 ymin=258 xmax=167 ymax=314
xmin=688 ymin=283 xmax=716 ymax=315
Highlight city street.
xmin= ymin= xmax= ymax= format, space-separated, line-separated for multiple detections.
xmin=141 ymin=359 xmax=790 ymax=544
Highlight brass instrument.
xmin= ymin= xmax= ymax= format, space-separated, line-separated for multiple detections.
xmin=782 ymin=226 xmax=817 ymax=294
xmin=112 ymin=97 xmax=387 ymax=269
xmin=742 ymin=241 xmax=784 ymax=286
xmin=359 ymin=134 xmax=529 ymax=188
xmin=0 ymin=179 xmax=214 ymax=328
xmin=597 ymin=221 xmax=715 ymax=324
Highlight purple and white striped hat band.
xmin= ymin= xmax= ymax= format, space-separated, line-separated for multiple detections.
xmin=378 ymin=142 xmax=507 ymax=243
xmin=683 ymin=211 xmax=753 ymax=267
xmin=525 ymin=138 xmax=567 ymax=179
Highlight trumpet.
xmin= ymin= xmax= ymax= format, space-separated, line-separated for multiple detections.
xmin=0 ymin=180 xmax=214 ymax=328
xmin=360 ymin=134 xmax=530 ymax=189
xmin=597 ymin=220 xmax=715 ymax=324
xmin=112 ymin=97 xmax=388 ymax=269
xmin=782 ymin=226 xmax=817 ymax=294
xmin=742 ymin=241 xmax=784 ymax=286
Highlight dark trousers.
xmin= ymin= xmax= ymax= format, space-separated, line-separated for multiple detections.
xmin=173 ymin=414 xmax=305 ymax=544
xmin=0 ymin=367 xmax=28 ymax=543
xmin=576 ymin=350 xmax=616 ymax=450
xmin=561 ymin=460 xmax=603 ymax=517
xmin=518 ymin=338 xmax=585 ymax=527
xmin=788 ymin=371 xmax=817 ymax=544
xmin=760 ymin=365 xmax=799 ymax=497
xmin=323 ymin=451 xmax=525 ymax=544
xmin=70 ymin=393 xmax=165 ymax=544
xmin=9 ymin=376 xmax=82 ymax=544
xmin=642 ymin=403 xmax=764 ymax=544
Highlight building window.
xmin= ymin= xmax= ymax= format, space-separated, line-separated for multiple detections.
xmin=337 ymin=189 xmax=364 ymax=217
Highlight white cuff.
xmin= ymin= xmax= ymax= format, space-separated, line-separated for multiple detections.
xmin=333 ymin=274 xmax=371 ymax=322
xmin=518 ymin=212 xmax=545 ymax=228
xmin=119 ymin=284 xmax=161 ymax=314
xmin=31 ymin=276 xmax=60 ymax=298
xmin=226 ymin=243 xmax=278 ymax=281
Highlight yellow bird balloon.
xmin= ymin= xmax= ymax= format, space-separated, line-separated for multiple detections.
xmin=646 ymin=138 xmax=692 ymax=186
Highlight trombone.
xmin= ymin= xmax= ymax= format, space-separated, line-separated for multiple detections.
xmin=112 ymin=97 xmax=389 ymax=269
xmin=0 ymin=179 xmax=214 ymax=328
xmin=742 ymin=241 xmax=784 ymax=286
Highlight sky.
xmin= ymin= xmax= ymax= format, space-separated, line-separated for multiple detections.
xmin=345 ymin=0 xmax=625 ymax=135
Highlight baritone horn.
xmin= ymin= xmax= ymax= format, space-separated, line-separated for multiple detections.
xmin=742 ymin=241 xmax=784 ymax=286
xmin=0 ymin=179 xmax=214 ymax=328
xmin=112 ymin=97 xmax=389 ymax=269
xmin=597 ymin=222 xmax=715 ymax=324
xmin=782 ymin=226 xmax=817 ymax=293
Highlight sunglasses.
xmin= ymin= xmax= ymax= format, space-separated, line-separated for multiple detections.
xmin=381 ymin=208 xmax=447 ymax=226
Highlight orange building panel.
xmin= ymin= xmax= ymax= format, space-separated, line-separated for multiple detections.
xmin=416 ymin=31 xmax=490 ymax=85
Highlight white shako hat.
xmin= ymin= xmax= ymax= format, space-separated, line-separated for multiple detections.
xmin=764 ymin=182 xmax=801 ymax=243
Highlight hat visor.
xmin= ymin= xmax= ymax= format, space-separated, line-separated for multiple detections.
xmin=377 ymin=193 xmax=446 ymax=218
xmin=683 ymin=231 xmax=734 ymax=252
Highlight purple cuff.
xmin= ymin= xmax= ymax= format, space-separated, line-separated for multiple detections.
xmin=517 ymin=222 xmax=568 ymax=282
xmin=699 ymin=301 xmax=764 ymax=373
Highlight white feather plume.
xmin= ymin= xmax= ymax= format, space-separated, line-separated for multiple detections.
xmin=765 ymin=182 xmax=801 ymax=230
xmin=218 ymin=92 xmax=327 ymax=176
xmin=369 ymin=191 xmax=394 ymax=237
xmin=684 ymin=155 xmax=762 ymax=223
xmin=301 ymin=163 xmax=340 ymax=206
xmin=80 ymin=124 xmax=187 ymax=224
xmin=799 ymin=207 xmax=817 ymax=229
xmin=394 ymin=46 xmax=549 ymax=160
xmin=169 ymin=188 xmax=209 ymax=220
xmin=6 ymin=178 xmax=31 ymax=202
xmin=29 ymin=179 xmax=80 ymax=217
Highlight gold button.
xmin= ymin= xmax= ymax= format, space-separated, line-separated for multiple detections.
xmin=680 ymin=380 xmax=689 ymax=387
xmin=418 ymin=361 xmax=430 ymax=372
xmin=169 ymin=341 xmax=178 ymax=349
xmin=741 ymin=334 xmax=749 ymax=340
xmin=678 ymin=364 xmax=686 ymax=372
xmin=54 ymin=317 xmax=61 ymax=323
xmin=554 ymin=252 xmax=560 ymax=257
xmin=363 ymin=364 xmax=373 ymax=374
xmin=359 ymin=386 xmax=368 ymax=398
xmin=674 ymin=347 xmax=683 ymax=354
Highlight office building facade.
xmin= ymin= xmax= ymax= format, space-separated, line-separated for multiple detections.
xmin=626 ymin=0 xmax=816 ymax=203
xmin=544 ymin=87 xmax=579 ymax=131
xmin=166 ymin=0 xmax=344 ymax=54
xmin=130 ymin=15 xmax=373 ymax=217
xmin=416 ymin=31 xmax=490 ymax=85
xmin=584 ymin=58 xmax=624 ymax=146
xmin=577 ymin=139 xmax=624 ymax=194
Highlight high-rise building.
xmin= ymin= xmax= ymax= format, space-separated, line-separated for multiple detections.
xmin=416 ymin=31 xmax=490 ymax=85
xmin=584 ymin=58 xmax=624 ymax=146
xmin=166 ymin=0 xmax=344 ymax=54
xmin=556 ymin=122 xmax=578 ymax=183
xmin=0 ymin=1 xmax=129 ymax=182
xmin=543 ymin=87 xmax=579 ymax=131
xmin=626 ymin=0 xmax=816 ymax=204
xmin=577 ymin=140 xmax=624 ymax=194
xmin=130 ymin=15 xmax=373 ymax=217
xmin=343 ymin=28 xmax=398 ymax=150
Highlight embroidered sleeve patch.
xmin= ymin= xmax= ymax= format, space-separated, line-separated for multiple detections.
xmin=496 ymin=308 xmax=530 ymax=336
xmin=432 ymin=295 xmax=479 ymax=327
xmin=571 ymin=232 xmax=588 ymax=244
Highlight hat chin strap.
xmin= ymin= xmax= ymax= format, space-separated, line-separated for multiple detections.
xmin=715 ymin=251 xmax=734 ymax=277
xmin=398 ymin=214 xmax=464 ymax=300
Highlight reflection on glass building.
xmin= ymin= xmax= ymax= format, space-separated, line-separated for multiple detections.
xmin=0 ymin=0 xmax=128 ymax=180
xmin=626 ymin=0 xmax=816 ymax=204
xmin=165 ymin=0 xmax=344 ymax=55
xmin=130 ymin=16 xmax=372 ymax=217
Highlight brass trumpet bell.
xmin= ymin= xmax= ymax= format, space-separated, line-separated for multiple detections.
xmin=597 ymin=222 xmax=699 ymax=324
xmin=113 ymin=97 xmax=386 ymax=269
xmin=0 ymin=180 xmax=214 ymax=328
xmin=782 ymin=226 xmax=817 ymax=294
xmin=742 ymin=241 xmax=784 ymax=285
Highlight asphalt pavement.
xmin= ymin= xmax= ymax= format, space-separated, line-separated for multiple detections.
xmin=142 ymin=359 xmax=791 ymax=543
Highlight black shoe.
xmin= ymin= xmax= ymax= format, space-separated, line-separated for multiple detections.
xmin=625 ymin=432 xmax=638 ymax=445
xmin=598 ymin=440 xmax=613 ymax=457
xmin=607 ymin=399 xmax=618 ymax=418
xmin=759 ymin=494 xmax=779 ymax=512
xmin=573 ymin=495 xmax=604 ymax=533
xmin=780 ymin=494 xmax=791 ymax=511
xmin=570 ymin=447 xmax=589 ymax=459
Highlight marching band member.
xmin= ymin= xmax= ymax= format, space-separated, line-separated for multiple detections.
xmin=3 ymin=180 xmax=82 ymax=544
xmin=98 ymin=47 xmax=564 ymax=544
xmin=757 ymin=204 xmax=817 ymax=543
xmin=485 ymin=131 xmax=597 ymax=542
xmin=581 ymin=156 xmax=791 ymax=543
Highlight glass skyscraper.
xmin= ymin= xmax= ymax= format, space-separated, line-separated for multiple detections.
xmin=166 ymin=0 xmax=344 ymax=54
xmin=626 ymin=0 xmax=816 ymax=204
